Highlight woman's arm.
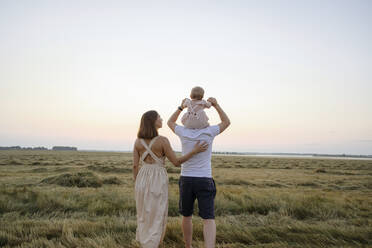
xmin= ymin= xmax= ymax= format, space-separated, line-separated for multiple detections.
xmin=162 ymin=137 xmax=208 ymax=167
xmin=133 ymin=140 xmax=140 ymax=181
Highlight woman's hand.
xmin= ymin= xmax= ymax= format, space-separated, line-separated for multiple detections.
xmin=163 ymin=137 xmax=208 ymax=167
xmin=192 ymin=141 xmax=208 ymax=154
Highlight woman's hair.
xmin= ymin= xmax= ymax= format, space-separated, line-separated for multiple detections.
xmin=137 ymin=110 xmax=159 ymax=139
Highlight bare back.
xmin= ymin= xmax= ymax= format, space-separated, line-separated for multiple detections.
xmin=135 ymin=136 xmax=165 ymax=164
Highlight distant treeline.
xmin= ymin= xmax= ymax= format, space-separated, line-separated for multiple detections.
xmin=212 ymin=151 xmax=372 ymax=158
xmin=52 ymin=146 xmax=77 ymax=151
xmin=0 ymin=146 xmax=77 ymax=151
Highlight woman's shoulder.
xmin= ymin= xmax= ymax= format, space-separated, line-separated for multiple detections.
xmin=157 ymin=135 xmax=169 ymax=142
xmin=135 ymin=136 xmax=165 ymax=150
xmin=134 ymin=138 xmax=142 ymax=147
xmin=155 ymin=135 xmax=171 ymax=146
xmin=137 ymin=136 xmax=168 ymax=144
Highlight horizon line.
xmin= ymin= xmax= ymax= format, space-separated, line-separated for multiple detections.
xmin=1 ymin=146 xmax=371 ymax=157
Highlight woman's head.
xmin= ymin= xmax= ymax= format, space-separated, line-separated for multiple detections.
xmin=137 ymin=110 xmax=162 ymax=139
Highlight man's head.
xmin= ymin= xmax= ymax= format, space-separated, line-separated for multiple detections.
xmin=190 ymin=86 xmax=204 ymax=100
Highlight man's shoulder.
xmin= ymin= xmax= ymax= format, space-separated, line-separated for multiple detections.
xmin=207 ymin=125 xmax=220 ymax=137
xmin=175 ymin=125 xmax=220 ymax=137
xmin=174 ymin=125 xmax=184 ymax=135
xmin=207 ymin=124 xmax=219 ymax=131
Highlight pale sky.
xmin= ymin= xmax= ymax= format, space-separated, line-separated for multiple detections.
xmin=1 ymin=0 xmax=371 ymax=154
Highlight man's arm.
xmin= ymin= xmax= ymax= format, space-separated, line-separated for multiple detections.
xmin=167 ymin=98 xmax=187 ymax=133
xmin=208 ymin=97 xmax=231 ymax=134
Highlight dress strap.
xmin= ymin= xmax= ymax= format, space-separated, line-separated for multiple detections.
xmin=140 ymin=136 xmax=164 ymax=164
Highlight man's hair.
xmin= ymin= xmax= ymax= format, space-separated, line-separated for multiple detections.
xmin=137 ymin=110 xmax=159 ymax=139
xmin=190 ymin=86 xmax=204 ymax=100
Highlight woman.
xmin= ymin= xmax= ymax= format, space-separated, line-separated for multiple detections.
xmin=133 ymin=110 xmax=207 ymax=248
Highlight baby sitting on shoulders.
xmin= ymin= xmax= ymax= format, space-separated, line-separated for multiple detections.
xmin=181 ymin=86 xmax=212 ymax=129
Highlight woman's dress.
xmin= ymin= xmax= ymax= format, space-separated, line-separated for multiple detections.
xmin=135 ymin=136 xmax=168 ymax=248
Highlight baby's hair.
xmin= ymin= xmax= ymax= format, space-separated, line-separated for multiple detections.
xmin=190 ymin=86 xmax=204 ymax=100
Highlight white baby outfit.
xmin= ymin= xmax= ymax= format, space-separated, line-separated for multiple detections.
xmin=181 ymin=98 xmax=212 ymax=129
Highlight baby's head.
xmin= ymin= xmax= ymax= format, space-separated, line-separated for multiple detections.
xmin=190 ymin=86 xmax=205 ymax=100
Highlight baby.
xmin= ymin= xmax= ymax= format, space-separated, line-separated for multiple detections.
xmin=181 ymin=86 xmax=212 ymax=129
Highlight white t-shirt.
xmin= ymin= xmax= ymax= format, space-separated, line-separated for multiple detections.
xmin=174 ymin=125 xmax=220 ymax=178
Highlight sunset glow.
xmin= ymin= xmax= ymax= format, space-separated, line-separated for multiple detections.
xmin=1 ymin=1 xmax=371 ymax=154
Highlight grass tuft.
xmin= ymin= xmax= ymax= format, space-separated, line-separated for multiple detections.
xmin=41 ymin=172 xmax=103 ymax=188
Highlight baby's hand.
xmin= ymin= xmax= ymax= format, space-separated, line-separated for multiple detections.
xmin=204 ymin=100 xmax=212 ymax=108
xmin=181 ymin=98 xmax=188 ymax=109
xmin=207 ymin=97 xmax=217 ymax=107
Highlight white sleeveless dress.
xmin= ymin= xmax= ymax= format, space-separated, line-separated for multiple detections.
xmin=135 ymin=136 xmax=168 ymax=248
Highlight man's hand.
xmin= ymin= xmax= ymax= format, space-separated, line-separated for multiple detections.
xmin=207 ymin=97 xmax=218 ymax=107
xmin=181 ymin=98 xmax=187 ymax=109
xmin=208 ymin=97 xmax=230 ymax=134
xmin=168 ymin=100 xmax=186 ymax=133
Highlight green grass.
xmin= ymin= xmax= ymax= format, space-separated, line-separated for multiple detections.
xmin=0 ymin=150 xmax=371 ymax=247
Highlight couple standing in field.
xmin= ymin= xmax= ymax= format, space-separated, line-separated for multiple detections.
xmin=133 ymin=87 xmax=231 ymax=248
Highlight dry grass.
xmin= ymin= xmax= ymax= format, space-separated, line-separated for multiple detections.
xmin=0 ymin=150 xmax=371 ymax=247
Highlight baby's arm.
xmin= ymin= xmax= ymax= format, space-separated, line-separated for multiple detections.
xmin=182 ymin=98 xmax=191 ymax=109
xmin=203 ymin=100 xmax=212 ymax=108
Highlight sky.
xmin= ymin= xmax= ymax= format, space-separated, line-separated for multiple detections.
xmin=0 ymin=0 xmax=371 ymax=155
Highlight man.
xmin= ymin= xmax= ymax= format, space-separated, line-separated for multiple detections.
xmin=167 ymin=97 xmax=231 ymax=248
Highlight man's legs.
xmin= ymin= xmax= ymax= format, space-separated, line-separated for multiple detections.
xmin=182 ymin=216 xmax=193 ymax=248
xmin=202 ymin=219 xmax=216 ymax=248
xmin=182 ymin=217 xmax=216 ymax=248
xmin=195 ymin=177 xmax=217 ymax=248
xmin=179 ymin=177 xmax=196 ymax=248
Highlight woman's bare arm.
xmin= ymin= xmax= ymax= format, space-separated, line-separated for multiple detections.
xmin=132 ymin=140 xmax=140 ymax=181
xmin=162 ymin=137 xmax=208 ymax=167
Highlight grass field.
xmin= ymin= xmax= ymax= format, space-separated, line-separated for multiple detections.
xmin=0 ymin=150 xmax=371 ymax=248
